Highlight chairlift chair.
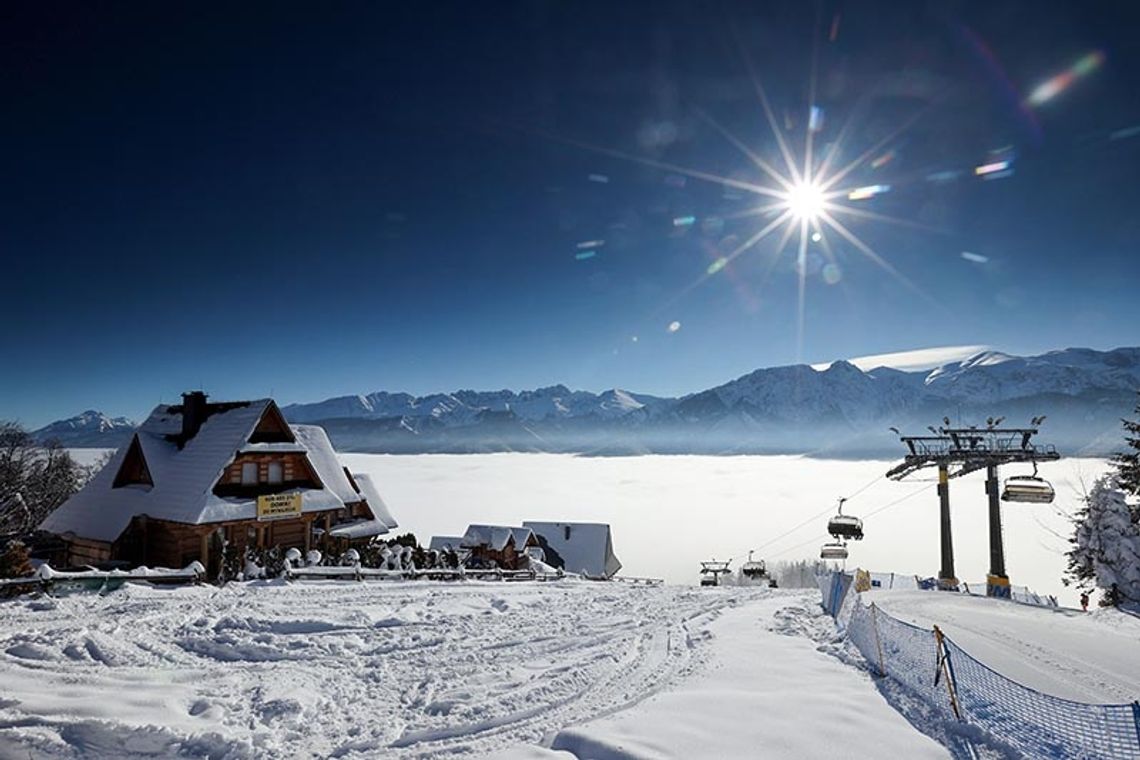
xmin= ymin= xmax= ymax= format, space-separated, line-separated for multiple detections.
xmin=1001 ymin=461 xmax=1055 ymax=504
xmin=741 ymin=550 xmax=767 ymax=580
xmin=820 ymin=542 xmax=849 ymax=561
xmin=827 ymin=498 xmax=864 ymax=541
xmin=1001 ymin=475 xmax=1055 ymax=504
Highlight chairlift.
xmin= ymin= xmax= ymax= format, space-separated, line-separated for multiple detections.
xmin=1001 ymin=475 xmax=1055 ymax=504
xmin=740 ymin=550 xmax=767 ymax=580
xmin=1001 ymin=461 xmax=1055 ymax=504
xmin=827 ymin=498 xmax=864 ymax=541
xmin=820 ymin=542 xmax=849 ymax=561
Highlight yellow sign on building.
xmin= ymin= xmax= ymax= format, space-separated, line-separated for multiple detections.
xmin=256 ymin=492 xmax=302 ymax=521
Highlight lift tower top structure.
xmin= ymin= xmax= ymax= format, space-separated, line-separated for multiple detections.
xmin=886 ymin=419 xmax=1060 ymax=594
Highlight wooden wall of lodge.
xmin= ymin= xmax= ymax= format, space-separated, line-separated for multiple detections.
xmin=64 ymin=512 xmax=359 ymax=569
xmin=219 ymin=452 xmax=317 ymax=490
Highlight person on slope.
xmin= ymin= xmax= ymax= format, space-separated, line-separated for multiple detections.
xmin=1080 ymin=591 xmax=1090 ymax=612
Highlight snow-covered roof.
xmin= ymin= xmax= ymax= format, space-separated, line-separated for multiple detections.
xmin=40 ymin=400 xmax=355 ymax=543
xmin=320 ymin=518 xmax=389 ymax=540
xmin=238 ymin=442 xmax=309 ymax=454
xmin=460 ymin=524 xmax=534 ymax=551
xmin=523 ymin=521 xmax=622 ymax=578
xmin=291 ymin=425 xmax=359 ymax=505
xmin=429 ymin=535 xmax=466 ymax=551
xmin=350 ymin=473 xmax=398 ymax=530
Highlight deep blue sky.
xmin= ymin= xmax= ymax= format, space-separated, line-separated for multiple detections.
xmin=3 ymin=1 xmax=1139 ymax=427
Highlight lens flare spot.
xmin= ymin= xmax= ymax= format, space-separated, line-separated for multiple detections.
xmin=822 ymin=263 xmax=842 ymax=285
xmin=706 ymin=257 xmax=728 ymax=275
xmin=811 ymin=231 xmax=822 ymax=243
xmin=847 ymin=184 xmax=891 ymax=201
xmin=974 ymin=160 xmax=1010 ymax=176
xmin=809 ymin=105 xmax=825 ymax=133
xmin=1027 ymin=50 xmax=1105 ymax=107
xmin=667 ymin=320 xmax=682 ymax=333
xmin=673 ymin=215 xmax=696 ymax=227
xmin=871 ymin=150 xmax=895 ymax=169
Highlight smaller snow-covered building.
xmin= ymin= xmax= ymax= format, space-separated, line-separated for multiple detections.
xmin=40 ymin=392 xmax=397 ymax=574
xmin=459 ymin=524 xmax=539 ymax=570
xmin=524 ymin=522 xmax=621 ymax=578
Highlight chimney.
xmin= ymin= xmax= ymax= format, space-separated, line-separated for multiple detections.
xmin=181 ymin=391 xmax=209 ymax=443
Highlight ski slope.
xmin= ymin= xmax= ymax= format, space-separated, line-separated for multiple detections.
xmin=0 ymin=581 xmax=946 ymax=759
xmin=868 ymin=590 xmax=1140 ymax=703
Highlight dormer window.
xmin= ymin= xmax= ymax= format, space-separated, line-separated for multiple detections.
xmin=241 ymin=462 xmax=258 ymax=485
xmin=113 ymin=435 xmax=153 ymax=489
xmin=267 ymin=462 xmax=283 ymax=484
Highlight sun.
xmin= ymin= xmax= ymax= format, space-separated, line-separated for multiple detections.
xmin=783 ymin=180 xmax=826 ymax=222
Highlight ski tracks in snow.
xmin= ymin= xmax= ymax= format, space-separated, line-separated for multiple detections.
xmin=0 ymin=580 xmax=751 ymax=758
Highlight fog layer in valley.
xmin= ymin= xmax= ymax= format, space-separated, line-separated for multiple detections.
xmin=343 ymin=453 xmax=1109 ymax=606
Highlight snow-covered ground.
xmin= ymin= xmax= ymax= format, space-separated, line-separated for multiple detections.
xmin=0 ymin=581 xmax=950 ymax=759
xmin=868 ymin=589 xmax=1140 ymax=703
xmin=4 ymin=578 xmax=1139 ymax=757
xmin=67 ymin=451 xmax=1108 ymax=606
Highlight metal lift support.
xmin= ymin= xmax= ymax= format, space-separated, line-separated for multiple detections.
xmin=886 ymin=424 xmax=1060 ymax=595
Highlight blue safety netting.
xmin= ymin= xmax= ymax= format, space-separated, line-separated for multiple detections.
xmin=820 ymin=572 xmax=1140 ymax=759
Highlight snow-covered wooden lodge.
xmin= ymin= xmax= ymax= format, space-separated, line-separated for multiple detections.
xmin=458 ymin=524 xmax=540 ymax=570
xmin=40 ymin=392 xmax=397 ymax=574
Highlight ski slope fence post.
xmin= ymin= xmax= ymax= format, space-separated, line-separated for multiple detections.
xmin=870 ymin=603 xmax=886 ymax=677
xmin=818 ymin=571 xmax=1140 ymax=759
xmin=932 ymin=625 xmax=962 ymax=720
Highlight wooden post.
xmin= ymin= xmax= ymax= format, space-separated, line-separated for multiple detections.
xmin=933 ymin=625 xmax=962 ymax=720
xmin=199 ymin=531 xmax=210 ymax=571
xmin=303 ymin=516 xmax=312 ymax=552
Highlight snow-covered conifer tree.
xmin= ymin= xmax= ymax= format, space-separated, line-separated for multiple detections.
xmin=1113 ymin=391 xmax=1140 ymax=498
xmin=1065 ymin=475 xmax=1140 ymax=605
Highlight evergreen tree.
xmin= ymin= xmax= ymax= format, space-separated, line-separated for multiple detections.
xmin=1064 ymin=475 xmax=1140 ymax=605
xmin=1113 ymin=391 xmax=1140 ymax=498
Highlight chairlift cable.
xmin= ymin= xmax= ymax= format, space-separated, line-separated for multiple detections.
xmin=861 ymin=482 xmax=931 ymax=520
xmin=767 ymin=531 xmax=831 ymax=560
xmin=769 ymin=482 xmax=930 ymax=561
xmin=729 ymin=472 xmax=887 ymax=561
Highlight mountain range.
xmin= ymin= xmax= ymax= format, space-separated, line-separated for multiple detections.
xmin=32 ymin=347 xmax=1140 ymax=457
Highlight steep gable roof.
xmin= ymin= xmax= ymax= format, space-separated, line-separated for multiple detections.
xmin=41 ymin=400 xmax=348 ymax=542
xmin=523 ymin=521 xmax=622 ymax=578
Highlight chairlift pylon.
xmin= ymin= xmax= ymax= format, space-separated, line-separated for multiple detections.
xmin=827 ymin=497 xmax=864 ymax=541
xmin=699 ymin=558 xmax=732 ymax=588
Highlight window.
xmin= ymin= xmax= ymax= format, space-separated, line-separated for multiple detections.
xmin=267 ymin=461 xmax=284 ymax=484
xmin=564 ymin=525 xmax=571 ymax=541
xmin=241 ymin=462 xmax=258 ymax=485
